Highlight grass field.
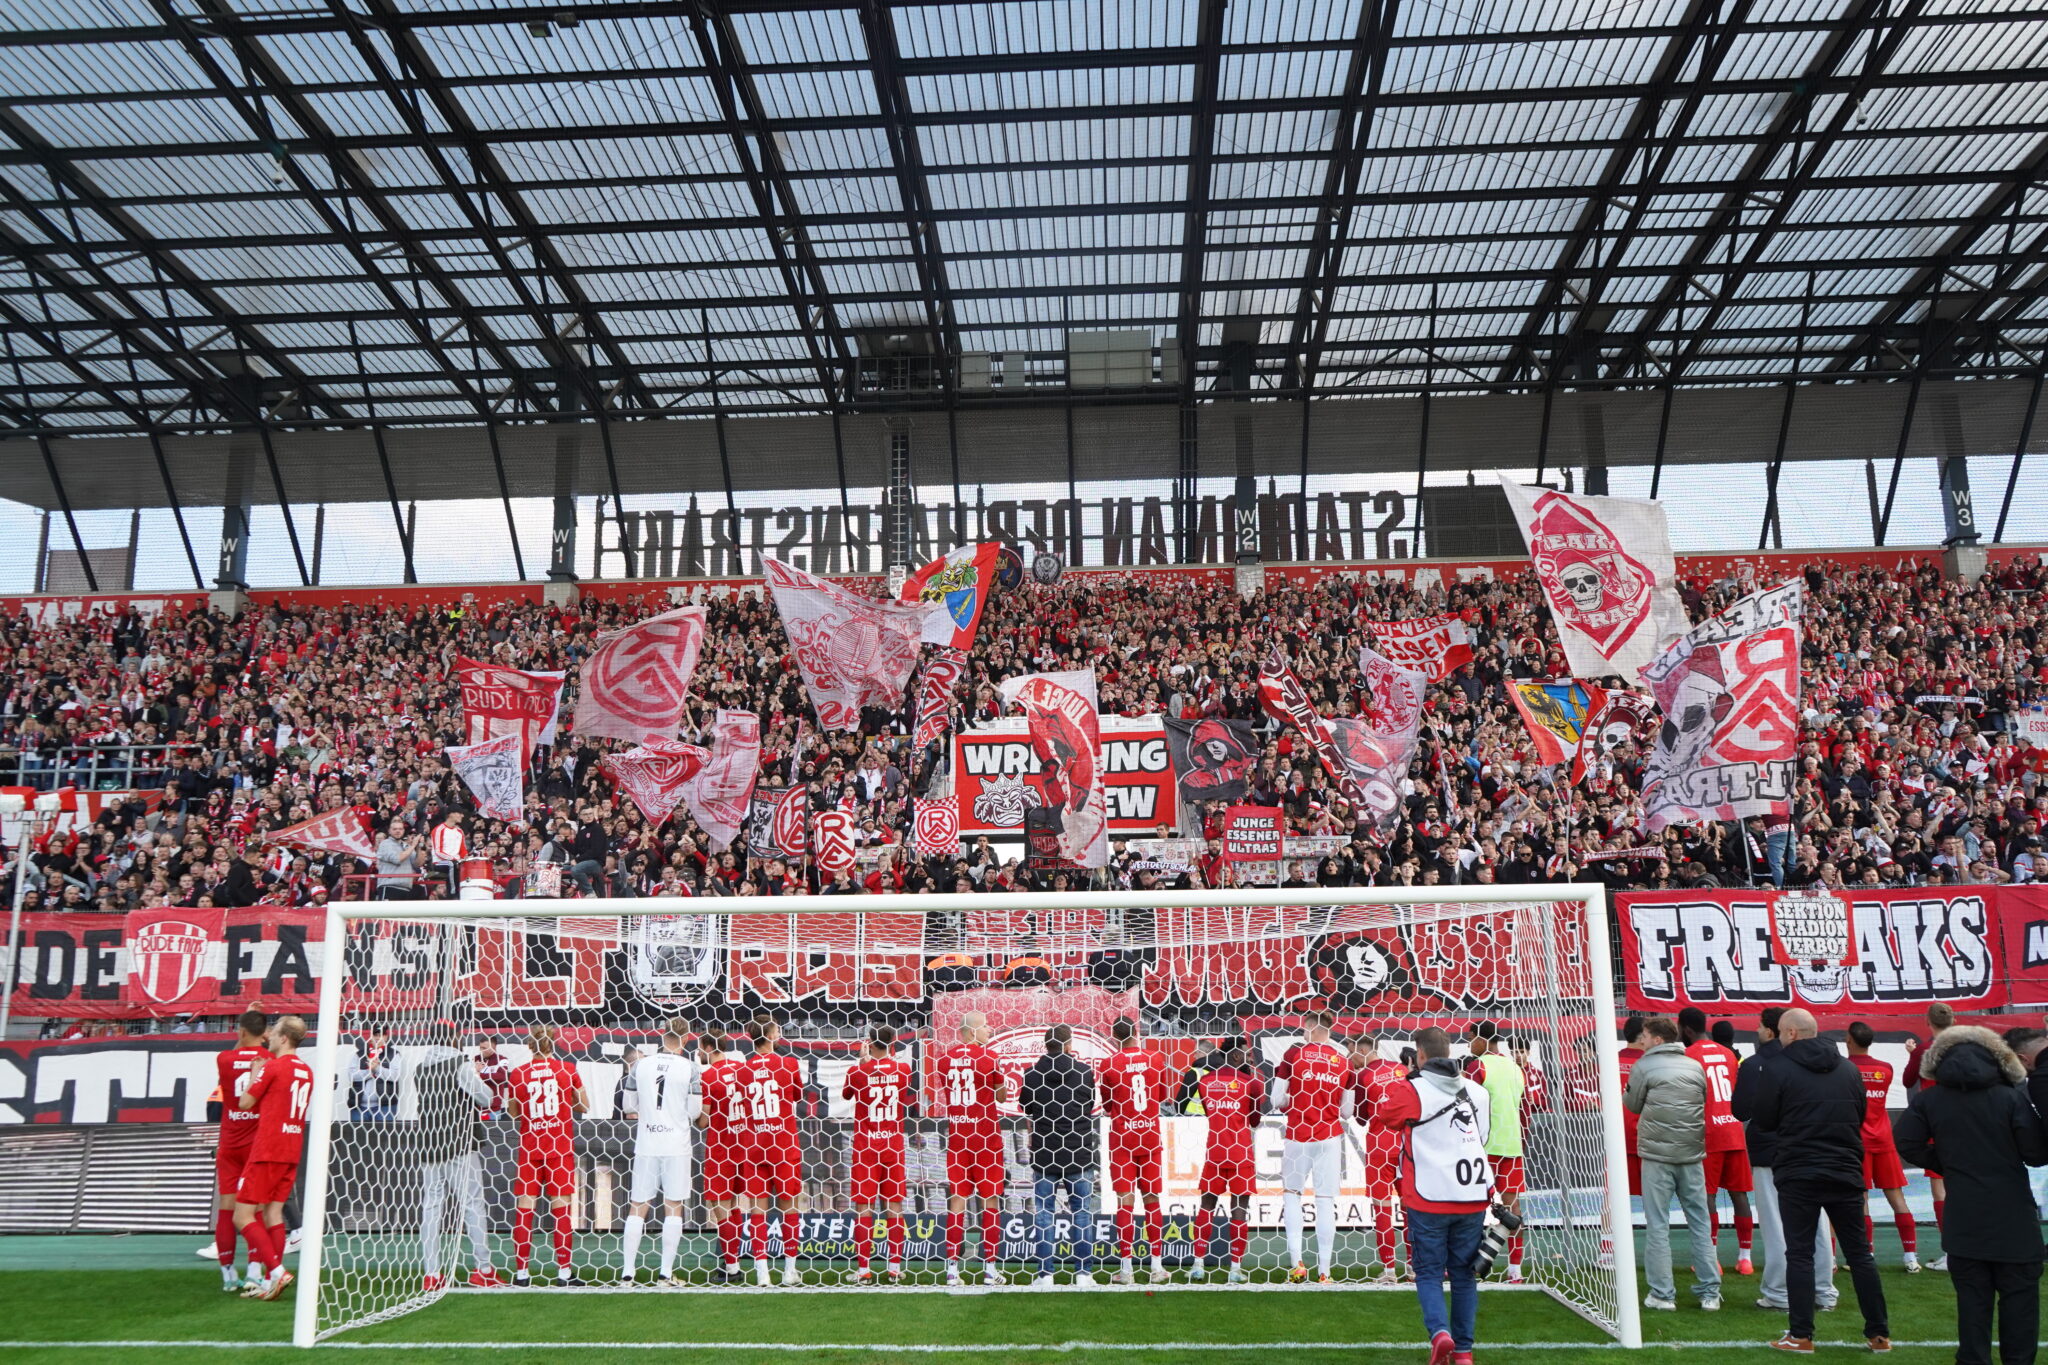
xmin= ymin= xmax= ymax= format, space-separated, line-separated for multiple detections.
xmin=0 ymin=1232 xmax=1975 ymax=1364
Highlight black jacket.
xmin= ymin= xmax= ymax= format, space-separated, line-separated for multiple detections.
xmin=1733 ymin=1035 xmax=1866 ymax=1192
xmin=1894 ymin=1026 xmax=2048 ymax=1263
xmin=1730 ymin=1037 xmax=1782 ymax=1168
xmin=1017 ymin=1051 xmax=1097 ymax=1178
xmin=2028 ymin=1052 xmax=2048 ymax=1130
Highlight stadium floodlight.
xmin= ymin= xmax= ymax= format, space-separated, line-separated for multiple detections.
xmin=292 ymin=886 xmax=1637 ymax=1350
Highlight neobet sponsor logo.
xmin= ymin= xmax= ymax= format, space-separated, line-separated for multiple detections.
xmin=2024 ymin=920 xmax=2048 ymax=971
xmin=1628 ymin=894 xmax=1995 ymax=1005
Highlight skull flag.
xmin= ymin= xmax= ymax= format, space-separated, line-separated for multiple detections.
xmin=1573 ymin=689 xmax=1654 ymax=785
xmin=765 ymin=557 xmax=935 ymax=731
xmin=1640 ymin=579 xmax=1804 ymax=832
xmin=996 ymin=669 xmax=1107 ymax=869
xmin=445 ymin=733 xmax=526 ymax=822
xmin=573 ymin=607 xmax=707 ymax=745
xmin=1500 ymin=480 xmax=1689 ymax=680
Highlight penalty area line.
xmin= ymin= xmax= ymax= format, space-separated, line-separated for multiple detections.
xmin=0 ymin=1342 xmax=1967 ymax=1354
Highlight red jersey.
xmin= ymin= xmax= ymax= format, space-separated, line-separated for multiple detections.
xmin=1097 ymin=1046 xmax=1168 ymax=1134
xmin=243 ymin=1053 xmax=315 ymax=1166
xmin=1686 ymin=1040 xmax=1746 ymax=1153
xmin=936 ymin=1043 xmax=1003 ymax=1126
xmin=508 ymin=1056 xmax=582 ymax=1142
xmin=1851 ymin=1054 xmax=1894 ymax=1148
xmin=740 ymin=1050 xmax=805 ymax=1138
xmin=1196 ymin=1066 xmax=1265 ymax=1157
xmin=699 ymin=1056 xmax=749 ymax=1140
xmin=1903 ymin=1037 xmax=1937 ymax=1091
xmin=1522 ymin=1063 xmax=1549 ymax=1119
xmin=215 ymin=1045 xmax=267 ymax=1155
xmin=1275 ymin=1040 xmax=1350 ymax=1142
xmin=1617 ymin=1046 xmax=1643 ymax=1154
xmin=842 ymin=1057 xmax=912 ymax=1147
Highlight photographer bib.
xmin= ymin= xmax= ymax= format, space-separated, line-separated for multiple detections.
xmin=1405 ymin=1077 xmax=1493 ymax=1204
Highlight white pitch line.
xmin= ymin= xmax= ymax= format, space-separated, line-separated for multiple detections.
xmin=0 ymin=1342 xmax=1968 ymax=1354
xmin=447 ymin=1282 xmax=1528 ymax=1295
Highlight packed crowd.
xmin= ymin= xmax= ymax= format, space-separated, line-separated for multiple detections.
xmin=3 ymin=552 xmax=2045 ymax=929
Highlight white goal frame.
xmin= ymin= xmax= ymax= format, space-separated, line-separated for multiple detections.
xmin=293 ymin=884 xmax=1640 ymax=1350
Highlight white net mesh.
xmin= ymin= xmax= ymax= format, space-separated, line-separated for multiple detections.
xmin=300 ymin=892 xmax=1624 ymax=1342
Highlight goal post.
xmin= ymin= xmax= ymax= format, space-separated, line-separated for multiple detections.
xmin=294 ymin=885 xmax=1637 ymax=1349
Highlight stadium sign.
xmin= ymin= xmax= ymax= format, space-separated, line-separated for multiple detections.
xmin=953 ymin=717 xmax=1176 ymax=835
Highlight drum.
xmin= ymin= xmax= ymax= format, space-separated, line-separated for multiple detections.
xmin=458 ymin=857 xmax=498 ymax=901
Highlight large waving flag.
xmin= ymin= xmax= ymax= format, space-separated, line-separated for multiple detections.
xmin=996 ymin=669 xmax=1107 ymax=869
xmin=765 ymin=557 xmax=933 ymax=731
xmin=264 ymin=807 xmax=375 ymax=862
xmin=1508 ymin=680 xmax=1607 ymax=771
xmin=456 ymin=658 xmax=566 ymax=767
xmin=900 ymin=542 xmax=1001 ymax=649
xmin=573 ymin=606 xmax=706 ymax=745
xmin=445 ymin=733 xmax=525 ymax=822
xmin=1500 ymin=480 xmax=1689 ymax=680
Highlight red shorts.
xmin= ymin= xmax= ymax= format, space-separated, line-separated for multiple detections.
xmin=1703 ymin=1146 xmax=1754 ymax=1195
xmin=1864 ymin=1143 xmax=1907 ymax=1192
xmin=234 ymin=1159 xmax=299 ymax=1206
xmin=216 ymin=1145 xmax=251 ymax=1197
xmin=1108 ymin=1128 xmax=1162 ymax=1195
xmin=1626 ymin=1152 xmax=1642 ymax=1197
xmin=850 ymin=1141 xmax=907 ymax=1205
xmin=946 ymin=1125 xmax=1005 ymax=1199
xmin=701 ymin=1138 xmax=738 ymax=1202
xmin=1491 ymin=1155 xmax=1526 ymax=1198
xmin=746 ymin=1130 xmax=802 ymax=1201
xmin=1200 ymin=1147 xmax=1257 ymax=1197
xmin=515 ymin=1142 xmax=577 ymax=1198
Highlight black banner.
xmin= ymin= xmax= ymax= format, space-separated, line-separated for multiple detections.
xmin=1162 ymin=717 xmax=1259 ymax=833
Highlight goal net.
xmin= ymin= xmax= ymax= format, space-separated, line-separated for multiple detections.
xmin=293 ymin=887 xmax=1635 ymax=1347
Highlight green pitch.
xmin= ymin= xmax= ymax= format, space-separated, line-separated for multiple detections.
xmin=0 ymin=1233 xmax=1970 ymax=1364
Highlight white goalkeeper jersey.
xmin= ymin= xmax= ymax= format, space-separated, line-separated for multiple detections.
xmin=624 ymin=1052 xmax=698 ymax=1158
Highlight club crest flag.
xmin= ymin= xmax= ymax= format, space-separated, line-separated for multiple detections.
xmin=1369 ymin=615 xmax=1474 ymax=681
xmin=574 ymin=606 xmax=707 ymax=745
xmin=1641 ymin=579 xmax=1804 ymax=832
xmin=1500 ymin=480 xmax=1688 ymax=678
xmin=765 ymin=557 xmax=934 ymax=731
xmin=679 ymin=709 xmax=761 ymax=853
xmin=1508 ymin=680 xmax=1607 ymax=771
xmin=125 ymin=908 xmax=227 ymax=1012
xmin=1258 ymin=651 xmax=1370 ymax=815
xmin=1162 ymin=717 xmax=1259 ymax=834
xmin=748 ymin=785 xmax=809 ymax=859
xmin=900 ymin=542 xmax=1001 ymax=649
xmin=814 ymin=808 xmax=856 ymax=878
xmin=1573 ymin=689 xmax=1654 ymax=784
xmin=456 ymin=657 xmax=566 ymax=765
xmin=997 ymin=669 xmax=1107 ymax=869
xmin=445 ymin=733 xmax=525 ymax=822
xmin=1315 ymin=647 xmax=1428 ymax=837
xmin=265 ymin=806 xmax=375 ymax=861
xmin=915 ymin=648 xmax=967 ymax=750
xmin=914 ymin=797 xmax=960 ymax=858
xmin=603 ymin=741 xmax=708 ymax=827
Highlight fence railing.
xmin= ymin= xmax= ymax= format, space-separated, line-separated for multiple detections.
xmin=0 ymin=743 xmax=200 ymax=793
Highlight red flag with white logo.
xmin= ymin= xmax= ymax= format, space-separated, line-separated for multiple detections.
xmin=913 ymin=797 xmax=959 ymax=858
xmin=573 ymin=606 xmax=707 ymax=745
xmin=1368 ymin=615 xmax=1473 ymax=681
xmin=603 ymin=741 xmax=708 ymax=827
xmin=915 ymin=648 xmax=967 ymax=750
xmin=124 ymin=908 xmax=226 ymax=1013
xmin=265 ymin=806 xmax=375 ymax=862
xmin=814 ymin=808 xmax=856 ymax=878
xmin=456 ymin=657 xmax=565 ymax=767
xmin=677 ymin=709 xmax=761 ymax=853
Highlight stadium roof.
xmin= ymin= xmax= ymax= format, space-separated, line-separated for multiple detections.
xmin=1 ymin=0 xmax=2047 ymax=442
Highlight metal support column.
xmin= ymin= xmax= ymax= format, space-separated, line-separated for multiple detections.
xmin=369 ymin=425 xmax=417 ymax=584
xmin=1649 ymin=384 xmax=1674 ymax=500
xmin=145 ymin=428 xmax=205 ymax=589
xmin=35 ymin=434 xmax=96 ymax=594
xmin=595 ymin=415 xmax=635 ymax=579
xmin=482 ymin=423 xmax=526 ymax=580
xmin=1994 ymin=370 xmax=2042 ymax=542
xmin=253 ymin=422 xmax=310 ymax=587
xmin=1759 ymin=382 xmax=1797 ymax=550
xmin=1876 ymin=370 xmax=1924 ymax=547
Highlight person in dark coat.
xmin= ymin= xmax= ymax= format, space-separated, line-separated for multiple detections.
xmin=1894 ymin=1025 xmax=2048 ymax=1365
xmin=1730 ymin=1007 xmax=1836 ymax=1314
xmin=1017 ymin=1024 xmax=1099 ymax=1285
xmin=1738 ymin=1008 xmax=1889 ymax=1354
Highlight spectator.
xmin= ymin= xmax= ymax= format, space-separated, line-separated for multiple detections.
xmin=1731 ymin=1007 xmax=1837 ymax=1317
xmin=1621 ymin=1016 xmax=1719 ymax=1313
xmin=1738 ymin=1008 xmax=1889 ymax=1355
xmin=349 ymin=1029 xmax=400 ymax=1122
xmin=1016 ymin=1024 xmax=1098 ymax=1286
xmin=1894 ymin=1025 xmax=2048 ymax=1365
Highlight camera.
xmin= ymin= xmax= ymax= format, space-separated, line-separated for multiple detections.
xmin=1470 ymin=1201 xmax=1525 ymax=1278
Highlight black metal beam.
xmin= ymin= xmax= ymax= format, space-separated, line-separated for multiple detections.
xmin=860 ymin=0 xmax=960 ymax=370
xmin=1176 ymin=0 xmax=1228 ymax=403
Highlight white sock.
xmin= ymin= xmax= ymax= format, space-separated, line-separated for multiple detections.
xmin=1150 ymin=1255 xmax=1163 ymax=1272
xmin=622 ymin=1214 xmax=644 ymax=1277
xmin=1120 ymin=1256 xmax=1132 ymax=1272
xmin=1316 ymin=1196 xmax=1336 ymax=1271
xmin=1283 ymin=1192 xmax=1304 ymax=1265
xmin=784 ymin=1254 xmax=797 ymax=1274
xmin=661 ymin=1217 xmax=682 ymax=1277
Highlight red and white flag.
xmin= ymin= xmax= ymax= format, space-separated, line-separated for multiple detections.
xmin=456 ymin=657 xmax=565 ymax=766
xmin=124 ymin=908 xmax=225 ymax=1012
xmin=1368 ymin=615 xmax=1473 ymax=681
xmin=265 ymin=806 xmax=375 ymax=862
xmin=915 ymin=648 xmax=967 ymax=750
xmin=1641 ymin=580 xmax=1804 ymax=832
xmin=678 ymin=709 xmax=761 ymax=853
xmin=996 ymin=669 xmax=1106 ymax=869
xmin=764 ymin=557 xmax=932 ymax=731
xmin=1500 ymin=480 xmax=1688 ymax=679
xmin=1317 ymin=647 xmax=1428 ymax=837
xmin=444 ymin=733 xmax=525 ymax=822
xmin=602 ymin=742 xmax=707 ymax=827
xmin=898 ymin=542 xmax=1001 ymax=649
xmin=747 ymin=785 xmax=809 ymax=860
xmin=913 ymin=797 xmax=959 ymax=858
xmin=814 ymin=808 xmax=856 ymax=878
xmin=574 ymin=606 xmax=707 ymax=745
xmin=1259 ymin=651 xmax=1370 ymax=813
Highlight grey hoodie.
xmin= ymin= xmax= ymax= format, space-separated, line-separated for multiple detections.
xmin=1623 ymin=1041 xmax=1708 ymax=1164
